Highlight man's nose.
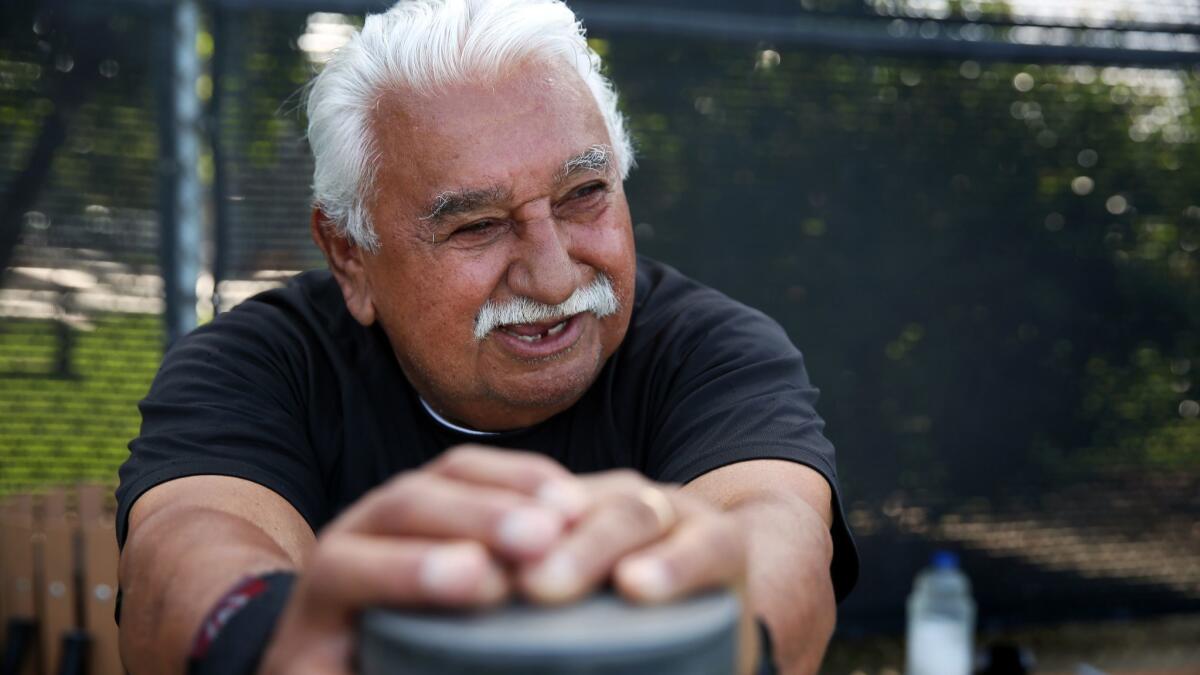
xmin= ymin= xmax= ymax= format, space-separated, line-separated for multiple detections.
xmin=506 ymin=216 xmax=580 ymax=306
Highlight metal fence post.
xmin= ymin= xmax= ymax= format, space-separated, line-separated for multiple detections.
xmin=158 ymin=0 xmax=203 ymax=347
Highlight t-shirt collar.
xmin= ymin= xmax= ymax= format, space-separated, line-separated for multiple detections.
xmin=418 ymin=397 xmax=501 ymax=437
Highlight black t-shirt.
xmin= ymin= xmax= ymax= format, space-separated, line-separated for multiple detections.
xmin=118 ymin=256 xmax=858 ymax=600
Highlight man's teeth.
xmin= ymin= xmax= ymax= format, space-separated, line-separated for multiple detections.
xmin=501 ymin=320 xmax=568 ymax=342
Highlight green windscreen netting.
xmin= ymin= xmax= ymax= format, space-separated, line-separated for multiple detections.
xmin=1 ymin=7 xmax=162 ymax=488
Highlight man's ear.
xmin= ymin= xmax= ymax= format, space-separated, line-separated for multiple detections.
xmin=310 ymin=209 xmax=377 ymax=326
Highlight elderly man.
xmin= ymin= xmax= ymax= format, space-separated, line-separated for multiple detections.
xmin=116 ymin=0 xmax=857 ymax=673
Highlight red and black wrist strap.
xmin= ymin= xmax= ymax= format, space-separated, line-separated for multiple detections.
xmin=188 ymin=571 xmax=296 ymax=675
xmin=186 ymin=570 xmax=775 ymax=675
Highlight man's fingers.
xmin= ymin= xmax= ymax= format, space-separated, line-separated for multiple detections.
xmin=427 ymin=445 xmax=590 ymax=520
xmin=263 ymin=539 xmax=505 ymax=674
xmin=614 ymin=514 xmax=746 ymax=604
xmin=519 ymin=487 xmax=683 ymax=603
xmin=303 ymin=535 xmax=508 ymax=610
xmin=333 ymin=473 xmax=564 ymax=560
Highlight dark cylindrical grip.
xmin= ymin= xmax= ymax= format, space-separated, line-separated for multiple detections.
xmin=359 ymin=590 xmax=740 ymax=675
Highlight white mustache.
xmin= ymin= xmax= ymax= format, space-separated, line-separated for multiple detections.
xmin=474 ymin=274 xmax=619 ymax=341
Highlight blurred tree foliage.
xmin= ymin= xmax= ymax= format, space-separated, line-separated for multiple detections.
xmin=0 ymin=3 xmax=160 ymax=269
xmin=596 ymin=35 xmax=1200 ymax=501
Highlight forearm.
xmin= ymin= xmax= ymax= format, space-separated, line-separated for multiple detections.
xmin=731 ymin=491 xmax=836 ymax=675
xmin=685 ymin=461 xmax=838 ymax=675
xmin=119 ymin=505 xmax=297 ymax=674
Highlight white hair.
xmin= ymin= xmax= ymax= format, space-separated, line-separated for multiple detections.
xmin=474 ymin=273 xmax=618 ymax=340
xmin=306 ymin=0 xmax=636 ymax=252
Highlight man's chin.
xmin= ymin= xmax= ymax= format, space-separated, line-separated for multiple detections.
xmin=491 ymin=360 xmax=599 ymax=410
xmin=479 ymin=346 xmax=604 ymax=424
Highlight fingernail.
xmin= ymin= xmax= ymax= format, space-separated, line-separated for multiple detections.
xmin=420 ymin=543 xmax=484 ymax=596
xmin=497 ymin=507 xmax=562 ymax=555
xmin=537 ymin=480 xmax=589 ymax=519
xmin=621 ymin=558 xmax=672 ymax=601
xmin=527 ymin=551 xmax=578 ymax=600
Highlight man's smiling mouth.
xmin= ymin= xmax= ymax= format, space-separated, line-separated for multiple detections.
xmin=490 ymin=313 xmax=588 ymax=359
xmin=498 ymin=318 xmax=572 ymax=343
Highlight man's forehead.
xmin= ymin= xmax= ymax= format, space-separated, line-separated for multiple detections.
xmin=366 ymin=62 xmax=612 ymax=218
xmin=373 ymin=58 xmax=591 ymax=129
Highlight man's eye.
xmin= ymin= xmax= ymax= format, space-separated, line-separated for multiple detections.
xmin=571 ymin=182 xmax=606 ymax=200
xmin=453 ymin=220 xmax=500 ymax=238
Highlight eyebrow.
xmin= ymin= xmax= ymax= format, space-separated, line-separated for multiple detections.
xmin=419 ymin=185 xmax=512 ymax=226
xmin=555 ymin=144 xmax=614 ymax=183
xmin=417 ymin=144 xmax=615 ymax=227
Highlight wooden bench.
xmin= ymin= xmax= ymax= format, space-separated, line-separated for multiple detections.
xmin=1 ymin=485 xmax=121 ymax=675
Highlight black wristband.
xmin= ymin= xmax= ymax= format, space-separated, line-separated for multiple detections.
xmin=187 ymin=571 xmax=296 ymax=675
xmin=756 ymin=618 xmax=778 ymax=675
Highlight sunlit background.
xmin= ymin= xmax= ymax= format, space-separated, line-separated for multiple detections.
xmin=2 ymin=0 xmax=1199 ymax=672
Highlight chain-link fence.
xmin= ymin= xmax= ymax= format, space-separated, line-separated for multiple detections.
xmin=1 ymin=2 xmax=163 ymax=489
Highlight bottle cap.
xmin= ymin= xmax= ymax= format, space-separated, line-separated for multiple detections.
xmin=931 ymin=550 xmax=959 ymax=570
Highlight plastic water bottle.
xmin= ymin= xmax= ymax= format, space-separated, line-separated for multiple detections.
xmin=905 ymin=551 xmax=976 ymax=675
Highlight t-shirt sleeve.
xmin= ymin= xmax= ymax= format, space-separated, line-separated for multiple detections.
xmin=115 ymin=301 xmax=327 ymax=549
xmin=640 ymin=290 xmax=859 ymax=601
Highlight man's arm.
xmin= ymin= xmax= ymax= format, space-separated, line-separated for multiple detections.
xmin=120 ymin=448 xmax=759 ymax=675
xmin=685 ymin=460 xmax=836 ymax=675
xmin=121 ymin=468 xmax=543 ymax=675
xmin=118 ymin=450 xmax=593 ymax=675
xmin=119 ymin=475 xmax=316 ymax=674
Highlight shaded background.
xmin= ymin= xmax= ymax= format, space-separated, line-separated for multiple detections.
xmin=2 ymin=0 xmax=1199 ymax=670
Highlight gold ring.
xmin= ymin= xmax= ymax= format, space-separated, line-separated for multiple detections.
xmin=636 ymin=487 xmax=677 ymax=533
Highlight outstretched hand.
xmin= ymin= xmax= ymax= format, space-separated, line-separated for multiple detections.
xmin=258 ymin=445 xmax=751 ymax=675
